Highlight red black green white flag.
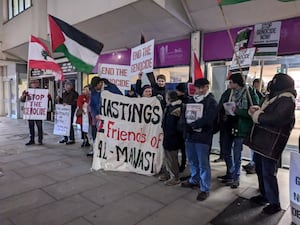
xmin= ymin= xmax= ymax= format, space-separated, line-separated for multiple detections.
xmin=48 ymin=15 xmax=103 ymax=74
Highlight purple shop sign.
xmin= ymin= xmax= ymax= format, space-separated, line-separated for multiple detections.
xmin=93 ymin=50 xmax=131 ymax=73
xmin=93 ymin=39 xmax=191 ymax=73
xmin=203 ymin=16 xmax=300 ymax=61
xmin=154 ymin=39 xmax=191 ymax=67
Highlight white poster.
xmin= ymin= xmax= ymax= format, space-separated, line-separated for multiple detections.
xmin=230 ymin=48 xmax=256 ymax=71
xmin=23 ymin=88 xmax=48 ymax=120
xmin=82 ymin=103 xmax=89 ymax=133
xmin=53 ymin=104 xmax=71 ymax=136
xmin=130 ymin=39 xmax=155 ymax=75
xmin=290 ymin=152 xmax=300 ymax=225
xmin=99 ymin=63 xmax=131 ymax=92
xmin=185 ymin=103 xmax=203 ymax=132
xmin=253 ymin=21 xmax=281 ymax=59
xmin=92 ymin=91 xmax=164 ymax=176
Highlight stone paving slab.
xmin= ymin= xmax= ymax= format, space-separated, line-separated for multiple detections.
xmin=84 ymin=193 xmax=164 ymax=225
xmin=0 ymin=152 xmax=41 ymax=163
xmin=1 ymin=219 xmax=14 ymax=225
xmin=0 ymin=170 xmax=22 ymax=185
xmin=11 ymin=195 xmax=100 ymax=225
xmin=81 ymin=176 xmax=146 ymax=207
xmin=137 ymin=198 xmax=216 ymax=225
xmin=45 ymin=163 xmax=92 ymax=182
xmin=0 ymin=174 xmax=56 ymax=200
xmin=64 ymin=217 xmax=93 ymax=225
xmin=43 ymin=174 xmax=107 ymax=200
xmin=0 ymin=189 xmax=55 ymax=220
xmin=21 ymin=154 xmax=67 ymax=166
xmin=0 ymin=160 xmax=28 ymax=171
xmin=15 ymin=160 xmax=71 ymax=178
xmin=138 ymin=181 xmax=192 ymax=205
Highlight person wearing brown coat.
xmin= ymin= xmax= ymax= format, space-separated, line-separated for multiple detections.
xmin=247 ymin=73 xmax=296 ymax=214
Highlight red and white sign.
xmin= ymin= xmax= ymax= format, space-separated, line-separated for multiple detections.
xmin=130 ymin=39 xmax=154 ymax=75
xmin=99 ymin=63 xmax=131 ymax=92
xmin=23 ymin=88 xmax=48 ymax=120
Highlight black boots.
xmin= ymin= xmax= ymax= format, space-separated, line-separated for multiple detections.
xmin=81 ymin=139 xmax=90 ymax=147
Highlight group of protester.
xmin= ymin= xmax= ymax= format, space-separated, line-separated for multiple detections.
xmin=21 ymin=71 xmax=296 ymax=215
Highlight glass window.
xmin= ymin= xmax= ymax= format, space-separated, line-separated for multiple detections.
xmin=8 ymin=0 xmax=31 ymax=19
xmin=13 ymin=0 xmax=19 ymax=16
xmin=19 ymin=0 xmax=24 ymax=12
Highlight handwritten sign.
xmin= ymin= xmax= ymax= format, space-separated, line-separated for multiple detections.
xmin=130 ymin=39 xmax=154 ymax=75
xmin=99 ymin=63 xmax=131 ymax=92
xmin=23 ymin=88 xmax=48 ymax=120
xmin=53 ymin=104 xmax=71 ymax=136
xmin=92 ymin=91 xmax=163 ymax=175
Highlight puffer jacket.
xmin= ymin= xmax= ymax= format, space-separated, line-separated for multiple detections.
xmin=244 ymin=89 xmax=296 ymax=160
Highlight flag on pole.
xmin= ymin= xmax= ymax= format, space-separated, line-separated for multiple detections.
xmin=140 ymin=34 xmax=146 ymax=44
xmin=48 ymin=15 xmax=104 ymax=74
xmin=28 ymin=35 xmax=64 ymax=81
xmin=193 ymin=52 xmax=204 ymax=81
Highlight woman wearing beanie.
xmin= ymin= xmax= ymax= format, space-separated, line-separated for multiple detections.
xmin=247 ymin=73 xmax=296 ymax=214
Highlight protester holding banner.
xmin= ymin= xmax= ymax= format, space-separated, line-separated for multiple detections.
xmin=76 ymin=85 xmax=91 ymax=147
xmin=180 ymin=78 xmax=217 ymax=201
xmin=20 ymin=79 xmax=44 ymax=145
xmin=217 ymin=74 xmax=258 ymax=189
xmin=57 ymin=81 xmax=79 ymax=145
xmin=159 ymin=91 xmax=183 ymax=186
xmin=246 ymin=73 xmax=296 ymax=214
xmin=136 ymin=73 xmax=167 ymax=107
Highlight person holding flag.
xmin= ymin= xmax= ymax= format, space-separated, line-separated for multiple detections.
xmin=23 ymin=35 xmax=64 ymax=146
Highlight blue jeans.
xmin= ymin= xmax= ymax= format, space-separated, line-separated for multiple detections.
xmin=222 ymin=132 xmax=244 ymax=181
xmin=186 ymin=142 xmax=211 ymax=192
xmin=253 ymin=152 xmax=279 ymax=205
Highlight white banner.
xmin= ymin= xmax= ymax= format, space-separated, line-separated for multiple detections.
xmin=53 ymin=104 xmax=71 ymax=136
xmin=99 ymin=63 xmax=131 ymax=92
xmin=230 ymin=48 xmax=256 ymax=71
xmin=130 ymin=39 xmax=155 ymax=75
xmin=23 ymin=88 xmax=48 ymax=120
xmin=290 ymin=152 xmax=300 ymax=225
xmin=92 ymin=91 xmax=164 ymax=175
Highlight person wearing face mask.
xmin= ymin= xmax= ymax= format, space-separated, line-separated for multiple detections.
xmin=246 ymin=73 xmax=296 ymax=214
xmin=180 ymin=78 xmax=217 ymax=201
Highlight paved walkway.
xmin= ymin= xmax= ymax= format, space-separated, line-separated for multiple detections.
xmin=0 ymin=117 xmax=292 ymax=225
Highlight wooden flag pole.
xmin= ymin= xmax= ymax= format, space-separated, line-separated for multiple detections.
xmin=218 ymin=3 xmax=254 ymax=106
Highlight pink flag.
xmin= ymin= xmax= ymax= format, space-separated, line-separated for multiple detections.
xmin=28 ymin=35 xmax=64 ymax=81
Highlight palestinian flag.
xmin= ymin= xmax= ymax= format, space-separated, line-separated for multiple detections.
xmin=218 ymin=0 xmax=251 ymax=5
xmin=28 ymin=35 xmax=64 ymax=81
xmin=48 ymin=15 xmax=103 ymax=74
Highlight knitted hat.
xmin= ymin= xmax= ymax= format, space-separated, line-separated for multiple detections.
xmin=141 ymin=85 xmax=152 ymax=95
xmin=176 ymin=83 xmax=187 ymax=93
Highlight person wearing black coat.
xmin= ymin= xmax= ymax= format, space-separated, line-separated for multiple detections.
xmin=159 ymin=91 xmax=183 ymax=186
xmin=247 ymin=73 xmax=296 ymax=214
xmin=175 ymin=83 xmax=189 ymax=172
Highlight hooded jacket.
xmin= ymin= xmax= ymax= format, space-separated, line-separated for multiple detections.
xmin=245 ymin=73 xmax=296 ymax=160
